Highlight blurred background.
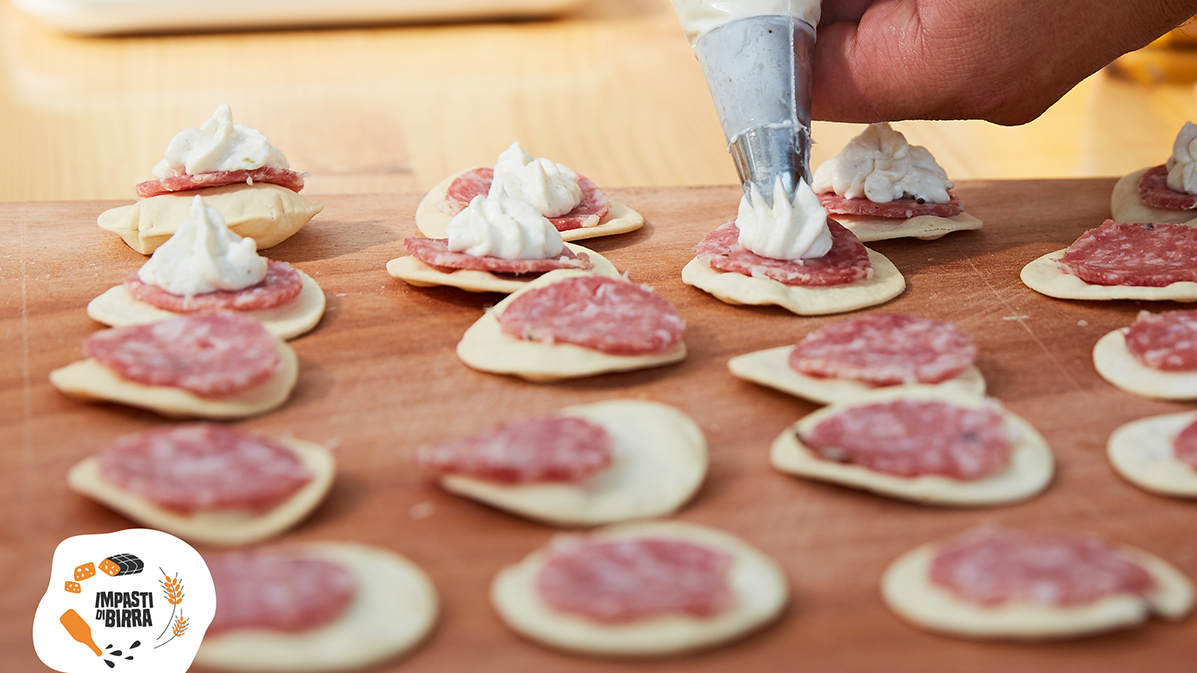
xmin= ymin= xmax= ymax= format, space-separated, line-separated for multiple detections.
xmin=3 ymin=0 xmax=1197 ymax=202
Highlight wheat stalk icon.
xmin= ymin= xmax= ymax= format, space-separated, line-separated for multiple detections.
xmin=156 ymin=568 xmax=184 ymax=641
xmin=154 ymin=612 xmax=188 ymax=650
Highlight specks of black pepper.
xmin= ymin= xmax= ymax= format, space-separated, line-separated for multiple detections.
xmin=104 ymin=661 xmax=115 ymax=669
xmin=916 ymin=198 xmax=926 ymax=204
xmin=1147 ymin=223 xmax=1155 ymax=229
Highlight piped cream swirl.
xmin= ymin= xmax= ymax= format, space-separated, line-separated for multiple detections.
xmin=137 ymin=195 xmax=267 ymax=295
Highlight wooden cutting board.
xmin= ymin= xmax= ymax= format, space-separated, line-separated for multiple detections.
xmin=4 ymin=180 xmax=1197 ymax=672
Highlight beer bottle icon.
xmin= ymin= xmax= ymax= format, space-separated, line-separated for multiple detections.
xmin=59 ymin=609 xmax=102 ymax=656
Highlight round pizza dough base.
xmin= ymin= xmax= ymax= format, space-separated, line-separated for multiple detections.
xmin=1108 ymin=410 xmax=1197 ymax=498
xmin=727 ymin=344 xmax=986 ymax=405
xmin=490 ymin=520 xmax=788 ymax=657
xmin=86 ymin=271 xmax=326 ymax=340
xmin=1093 ymin=328 xmax=1197 ymax=399
xmin=385 ymin=242 xmax=620 ymax=294
xmin=98 ymin=183 xmax=324 ymax=255
xmin=1110 ymin=167 xmax=1197 ymax=226
xmin=831 ymin=211 xmax=983 ymax=243
xmin=415 ymin=167 xmax=644 ymax=242
xmin=1020 ymin=249 xmax=1197 ymax=302
xmin=769 ymin=386 xmax=1054 ymax=507
xmin=48 ymin=339 xmax=298 ymax=419
xmin=882 ymin=540 xmax=1194 ymax=640
xmin=680 ymin=248 xmax=905 ymax=316
xmin=456 ymin=269 xmax=686 ymax=382
xmin=195 ymin=542 xmax=438 ymax=672
xmin=438 ymin=399 xmax=707 ymax=526
xmin=67 ymin=437 xmax=334 ymax=546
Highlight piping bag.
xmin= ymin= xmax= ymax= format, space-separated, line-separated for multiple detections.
xmin=674 ymin=2 xmax=818 ymax=207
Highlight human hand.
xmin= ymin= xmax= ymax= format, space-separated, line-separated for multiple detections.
xmin=813 ymin=0 xmax=1197 ymax=125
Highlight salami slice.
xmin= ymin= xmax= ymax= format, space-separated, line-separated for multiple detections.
xmin=124 ymin=260 xmax=303 ymax=313
xmin=929 ymin=527 xmax=1155 ymax=607
xmin=536 ymin=537 xmax=734 ymax=622
xmin=801 ymin=399 xmax=1010 ymax=480
xmin=416 ymin=416 xmax=611 ymax=482
xmin=403 ymin=238 xmax=593 ymax=275
xmin=1138 ymin=164 xmax=1197 ymax=211
xmin=445 ymin=167 xmax=611 ymax=231
xmin=498 ymin=275 xmax=685 ymax=356
xmin=1172 ymin=418 xmax=1197 ymax=469
xmin=789 ymin=314 xmax=976 ymax=385
xmin=206 ymin=550 xmax=355 ymax=635
xmin=97 ymin=424 xmax=312 ymax=513
xmin=135 ymin=167 xmax=305 ymax=199
xmin=83 ymin=313 xmax=281 ymax=398
xmin=1123 ymin=310 xmax=1197 ymax=371
xmin=818 ymin=192 xmax=963 ymax=219
xmin=1057 ymin=220 xmax=1197 ymax=287
xmin=694 ymin=221 xmax=873 ymax=287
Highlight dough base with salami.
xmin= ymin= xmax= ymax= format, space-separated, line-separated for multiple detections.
xmin=86 ymin=271 xmax=326 ymax=340
xmin=1110 ymin=167 xmax=1197 ymax=227
xmin=98 ymin=183 xmax=324 ymax=255
xmin=416 ymin=168 xmax=643 ymax=242
xmin=490 ymin=521 xmax=787 ymax=657
xmin=882 ymin=541 xmax=1193 ymax=639
xmin=832 ymin=211 xmax=983 ymax=243
xmin=728 ymin=345 xmax=985 ymax=405
xmin=1021 ymin=250 xmax=1197 ymax=302
xmin=680 ymin=250 xmax=904 ymax=316
xmin=438 ymin=400 xmax=707 ymax=526
xmin=49 ymin=339 xmax=298 ymax=419
xmin=456 ymin=270 xmax=686 ymax=382
xmin=770 ymin=386 xmax=1054 ymax=506
xmin=1093 ymin=329 xmax=1197 ymax=399
xmin=67 ymin=437 xmax=334 ymax=546
xmin=386 ymin=242 xmax=619 ymax=294
xmin=1108 ymin=411 xmax=1197 ymax=497
xmin=195 ymin=542 xmax=438 ymax=672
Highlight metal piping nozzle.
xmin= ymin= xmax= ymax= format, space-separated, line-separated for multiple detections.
xmin=693 ymin=14 xmax=816 ymax=206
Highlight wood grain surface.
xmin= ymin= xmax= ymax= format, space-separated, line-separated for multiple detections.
xmin=4 ymin=180 xmax=1197 ymax=672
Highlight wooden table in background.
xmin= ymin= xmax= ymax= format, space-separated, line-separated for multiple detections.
xmin=4 ymin=0 xmax=1197 ymax=202
xmin=3 ymin=180 xmax=1197 ymax=672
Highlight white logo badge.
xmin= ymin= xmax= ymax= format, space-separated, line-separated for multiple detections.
xmin=33 ymin=529 xmax=215 ymax=673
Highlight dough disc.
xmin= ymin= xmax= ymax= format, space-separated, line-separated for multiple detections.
xmin=770 ymin=386 xmax=1054 ymax=507
xmin=1108 ymin=410 xmax=1197 ymax=498
xmin=438 ymin=399 xmax=707 ymax=526
xmin=882 ymin=540 xmax=1193 ymax=639
xmin=98 ymin=183 xmax=323 ymax=255
xmin=415 ymin=168 xmax=643 ymax=242
xmin=86 ymin=271 xmax=325 ymax=340
xmin=833 ymin=211 xmax=983 ymax=242
xmin=67 ymin=437 xmax=335 ymax=546
xmin=490 ymin=520 xmax=788 ymax=657
xmin=386 ymin=242 xmax=619 ymax=294
xmin=680 ymin=248 xmax=904 ymax=316
xmin=456 ymin=269 xmax=686 ymax=381
xmin=1021 ymin=250 xmax=1197 ymax=302
xmin=1093 ymin=328 xmax=1197 ymax=400
xmin=196 ymin=542 xmax=438 ymax=672
xmin=728 ymin=344 xmax=985 ymax=405
xmin=1110 ymin=167 xmax=1197 ymax=226
xmin=49 ymin=339 xmax=298 ymax=419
